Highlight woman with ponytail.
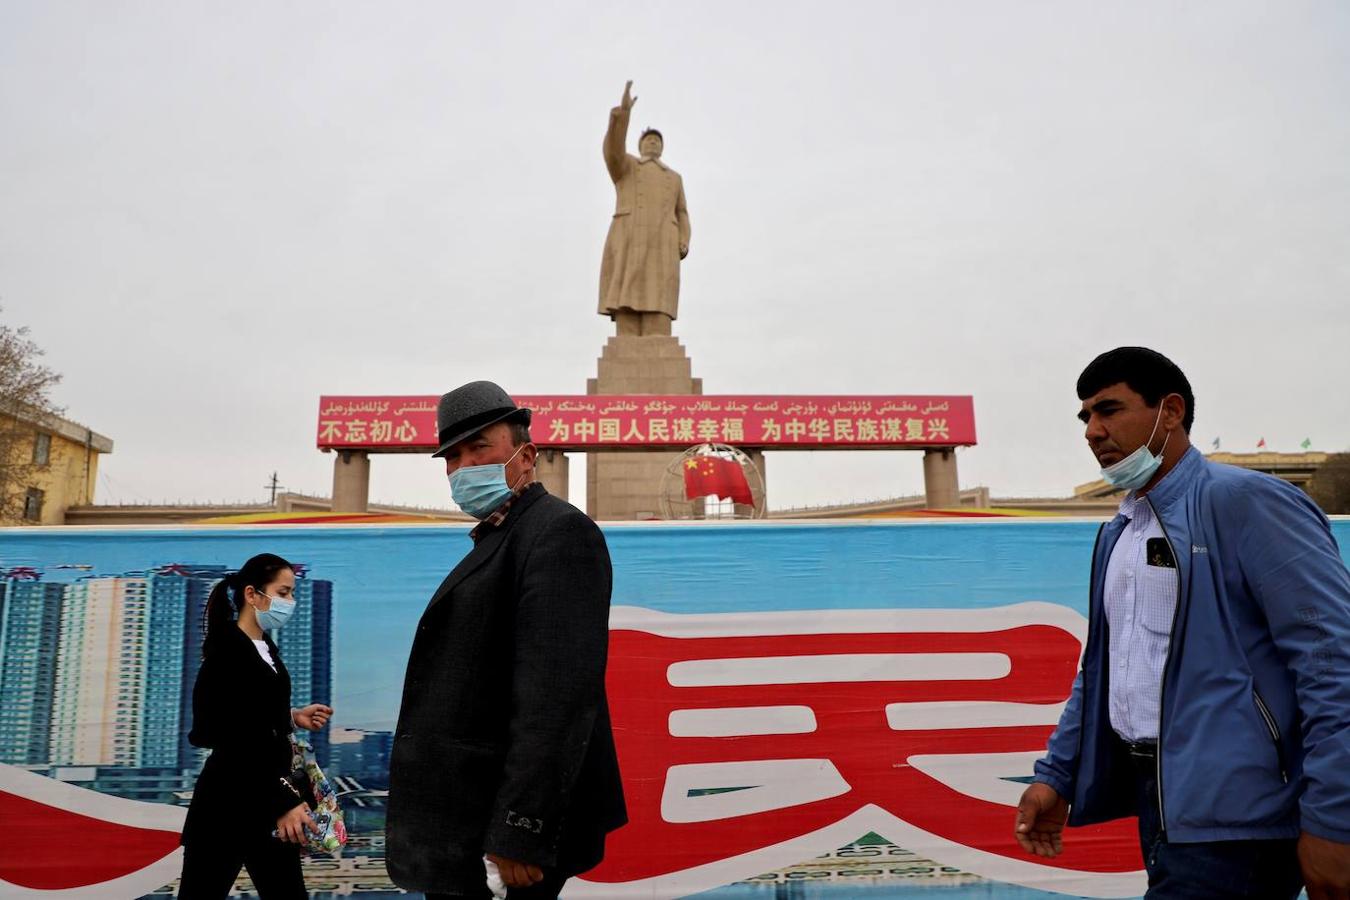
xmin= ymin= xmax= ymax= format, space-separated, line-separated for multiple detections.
xmin=178 ymin=553 xmax=334 ymax=898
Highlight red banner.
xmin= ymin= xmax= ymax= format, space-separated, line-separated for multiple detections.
xmin=316 ymin=395 xmax=976 ymax=451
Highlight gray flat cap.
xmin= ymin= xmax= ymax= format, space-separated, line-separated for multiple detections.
xmin=431 ymin=381 xmax=532 ymax=458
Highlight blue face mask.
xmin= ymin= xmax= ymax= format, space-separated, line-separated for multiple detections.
xmin=1100 ymin=405 xmax=1170 ymax=491
xmin=449 ymin=445 xmax=525 ymax=518
xmin=255 ymin=593 xmax=296 ymax=632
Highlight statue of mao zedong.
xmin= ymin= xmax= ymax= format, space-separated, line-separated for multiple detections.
xmin=598 ymin=80 xmax=691 ymax=335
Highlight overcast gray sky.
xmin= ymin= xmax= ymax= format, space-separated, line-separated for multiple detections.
xmin=3 ymin=1 xmax=1348 ymax=513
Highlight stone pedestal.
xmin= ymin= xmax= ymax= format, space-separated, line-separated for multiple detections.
xmin=923 ymin=448 xmax=960 ymax=509
xmin=535 ymin=449 xmax=570 ymax=502
xmin=332 ymin=451 xmax=371 ymax=513
xmin=587 ymin=334 xmax=701 ymax=520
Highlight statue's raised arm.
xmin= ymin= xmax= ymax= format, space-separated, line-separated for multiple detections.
xmin=603 ymin=80 xmax=636 ymax=183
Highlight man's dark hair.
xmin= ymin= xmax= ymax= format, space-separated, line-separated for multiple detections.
xmin=508 ymin=421 xmax=532 ymax=446
xmin=1077 ymin=347 xmax=1195 ymax=433
xmin=639 ymin=128 xmax=663 ymax=145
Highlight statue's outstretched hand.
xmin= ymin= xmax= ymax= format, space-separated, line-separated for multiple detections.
xmin=621 ymin=80 xmax=637 ymax=111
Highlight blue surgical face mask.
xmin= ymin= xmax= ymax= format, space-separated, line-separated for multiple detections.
xmin=449 ymin=444 xmax=526 ymax=518
xmin=255 ymin=593 xmax=296 ymax=632
xmin=1100 ymin=405 xmax=1170 ymax=491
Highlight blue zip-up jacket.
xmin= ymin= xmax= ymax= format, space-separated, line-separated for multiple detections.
xmin=1034 ymin=447 xmax=1350 ymax=844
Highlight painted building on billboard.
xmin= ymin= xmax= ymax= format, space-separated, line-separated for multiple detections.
xmin=50 ymin=576 xmax=144 ymax=767
xmin=330 ymin=729 xmax=393 ymax=789
xmin=0 ymin=577 xmax=64 ymax=763
xmin=274 ymin=574 xmax=334 ymax=764
xmin=0 ymin=565 xmax=334 ymax=804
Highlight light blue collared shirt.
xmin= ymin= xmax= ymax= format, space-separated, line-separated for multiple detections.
xmin=1104 ymin=489 xmax=1180 ymax=742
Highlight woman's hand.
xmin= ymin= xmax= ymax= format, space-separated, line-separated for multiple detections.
xmin=291 ymin=704 xmax=333 ymax=731
xmin=276 ymin=802 xmax=316 ymax=844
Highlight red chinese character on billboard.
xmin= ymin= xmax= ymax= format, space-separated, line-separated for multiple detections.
xmin=574 ymin=605 xmax=1144 ymax=898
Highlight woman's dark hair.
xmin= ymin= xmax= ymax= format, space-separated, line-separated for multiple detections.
xmin=1076 ymin=346 xmax=1196 ymax=433
xmin=203 ymin=552 xmax=294 ymax=649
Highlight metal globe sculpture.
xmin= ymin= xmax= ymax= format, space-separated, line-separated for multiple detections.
xmin=658 ymin=443 xmax=766 ymax=520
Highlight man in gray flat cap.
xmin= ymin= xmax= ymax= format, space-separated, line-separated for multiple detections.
xmin=386 ymin=381 xmax=627 ymax=900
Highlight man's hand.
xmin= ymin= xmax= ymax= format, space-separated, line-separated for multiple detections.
xmin=620 ymin=80 xmax=637 ymax=111
xmin=276 ymin=802 xmax=316 ymax=845
xmin=1301 ymin=831 xmax=1350 ymax=900
xmin=1014 ymin=782 xmax=1069 ymax=858
xmin=291 ymin=703 xmax=333 ymax=731
xmin=487 ymin=853 xmax=544 ymax=889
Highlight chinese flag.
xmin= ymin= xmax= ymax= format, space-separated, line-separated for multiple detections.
xmin=683 ymin=455 xmax=753 ymax=506
xmin=1257 ymin=437 xmax=1267 ymax=449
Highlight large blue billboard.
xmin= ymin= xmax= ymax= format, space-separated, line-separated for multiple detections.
xmin=1 ymin=518 xmax=1344 ymax=898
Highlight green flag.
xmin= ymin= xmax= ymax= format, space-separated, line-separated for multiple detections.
xmin=1301 ymin=437 xmax=1312 ymax=450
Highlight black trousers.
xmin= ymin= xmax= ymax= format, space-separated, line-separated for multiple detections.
xmin=1122 ymin=739 xmax=1303 ymax=899
xmin=179 ymin=837 xmax=308 ymax=899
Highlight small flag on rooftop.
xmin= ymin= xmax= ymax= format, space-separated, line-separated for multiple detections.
xmin=1257 ymin=437 xmax=1267 ymax=449
xmin=1211 ymin=436 xmax=1220 ymax=450
xmin=1301 ymin=437 xmax=1312 ymax=450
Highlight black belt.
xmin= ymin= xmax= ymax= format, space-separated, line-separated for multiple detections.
xmin=1121 ymin=737 xmax=1158 ymax=772
xmin=1124 ymin=739 xmax=1157 ymax=757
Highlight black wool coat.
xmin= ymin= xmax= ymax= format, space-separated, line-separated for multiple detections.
xmin=181 ymin=624 xmax=308 ymax=847
xmin=386 ymin=484 xmax=627 ymax=894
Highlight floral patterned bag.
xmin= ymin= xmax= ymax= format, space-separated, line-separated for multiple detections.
xmin=282 ymin=732 xmax=347 ymax=856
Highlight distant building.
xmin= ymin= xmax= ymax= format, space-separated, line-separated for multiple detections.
xmin=64 ymin=491 xmax=464 ymax=526
xmin=2 ymin=408 xmax=112 ymax=525
xmin=1073 ymin=451 xmax=1331 ymax=500
xmin=768 ymin=486 xmax=1121 ymax=519
xmin=788 ymin=451 xmax=1347 ymax=519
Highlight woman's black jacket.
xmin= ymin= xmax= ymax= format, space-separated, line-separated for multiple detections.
xmin=180 ymin=623 xmax=307 ymax=846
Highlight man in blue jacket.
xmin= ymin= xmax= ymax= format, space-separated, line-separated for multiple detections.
xmin=1014 ymin=347 xmax=1350 ymax=899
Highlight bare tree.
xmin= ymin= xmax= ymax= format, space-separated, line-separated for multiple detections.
xmin=1308 ymin=453 xmax=1350 ymax=516
xmin=0 ymin=307 xmax=63 ymax=522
